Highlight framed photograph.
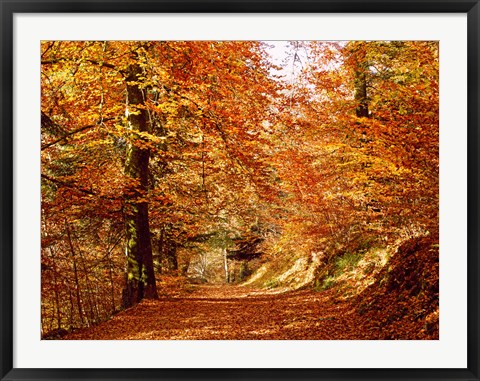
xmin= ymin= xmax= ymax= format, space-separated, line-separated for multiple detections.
xmin=1 ymin=1 xmax=479 ymax=380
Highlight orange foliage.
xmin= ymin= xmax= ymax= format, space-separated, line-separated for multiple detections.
xmin=41 ymin=40 xmax=439 ymax=338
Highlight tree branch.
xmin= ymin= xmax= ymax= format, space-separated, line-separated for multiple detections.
xmin=41 ymin=113 xmax=117 ymax=151
xmin=41 ymin=58 xmax=118 ymax=71
xmin=41 ymin=173 xmax=119 ymax=201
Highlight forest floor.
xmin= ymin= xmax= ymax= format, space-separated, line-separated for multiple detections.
xmin=62 ymin=284 xmax=389 ymax=340
xmin=58 ymin=237 xmax=438 ymax=340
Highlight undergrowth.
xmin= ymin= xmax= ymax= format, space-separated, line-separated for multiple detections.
xmin=314 ymin=246 xmax=390 ymax=294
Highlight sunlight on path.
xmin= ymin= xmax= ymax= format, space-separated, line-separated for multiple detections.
xmin=63 ymin=285 xmax=366 ymax=340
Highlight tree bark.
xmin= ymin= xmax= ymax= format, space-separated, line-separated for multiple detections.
xmin=223 ymin=247 xmax=229 ymax=284
xmin=122 ymin=61 xmax=158 ymax=309
xmin=355 ymin=69 xmax=369 ymax=118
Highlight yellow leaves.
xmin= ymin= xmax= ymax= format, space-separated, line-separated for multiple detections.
xmin=135 ymin=130 xmax=159 ymax=143
xmin=320 ymin=143 xmax=347 ymax=154
xmin=155 ymin=101 xmax=179 ymax=115
xmin=113 ymin=121 xmax=167 ymax=151
xmin=113 ymin=123 xmax=126 ymax=136
xmin=126 ymin=108 xmax=142 ymax=116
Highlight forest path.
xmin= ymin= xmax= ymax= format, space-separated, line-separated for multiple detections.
xmin=63 ymin=285 xmax=365 ymax=340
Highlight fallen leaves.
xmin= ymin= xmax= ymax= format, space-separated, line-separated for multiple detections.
xmin=61 ymin=271 xmax=437 ymax=341
xmin=353 ymin=236 xmax=439 ymax=340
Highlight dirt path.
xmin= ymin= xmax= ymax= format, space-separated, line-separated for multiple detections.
xmin=63 ymin=285 xmax=367 ymax=340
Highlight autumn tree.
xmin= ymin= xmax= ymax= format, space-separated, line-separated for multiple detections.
xmin=273 ymin=40 xmax=439 ymax=253
xmin=41 ymin=40 xmax=280 ymax=326
xmin=341 ymin=41 xmax=439 ymax=236
xmin=121 ymin=47 xmax=158 ymax=307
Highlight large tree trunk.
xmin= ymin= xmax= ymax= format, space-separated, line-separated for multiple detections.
xmin=122 ymin=61 xmax=158 ymax=309
xmin=355 ymin=70 xmax=369 ymax=118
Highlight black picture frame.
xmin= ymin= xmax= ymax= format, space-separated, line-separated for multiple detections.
xmin=1 ymin=1 xmax=479 ymax=380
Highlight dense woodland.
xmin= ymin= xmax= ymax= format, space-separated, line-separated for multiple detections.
xmin=41 ymin=41 xmax=439 ymax=340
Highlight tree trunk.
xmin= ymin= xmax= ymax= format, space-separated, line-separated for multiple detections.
xmin=122 ymin=61 xmax=158 ymax=309
xmin=355 ymin=70 xmax=369 ymax=118
xmin=354 ymin=43 xmax=370 ymax=118
xmin=164 ymin=244 xmax=178 ymax=272
xmin=223 ymin=247 xmax=229 ymax=284
xmin=64 ymin=221 xmax=85 ymax=326
xmin=51 ymin=250 xmax=62 ymax=330
xmin=107 ymin=250 xmax=116 ymax=313
xmin=157 ymin=225 xmax=178 ymax=273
